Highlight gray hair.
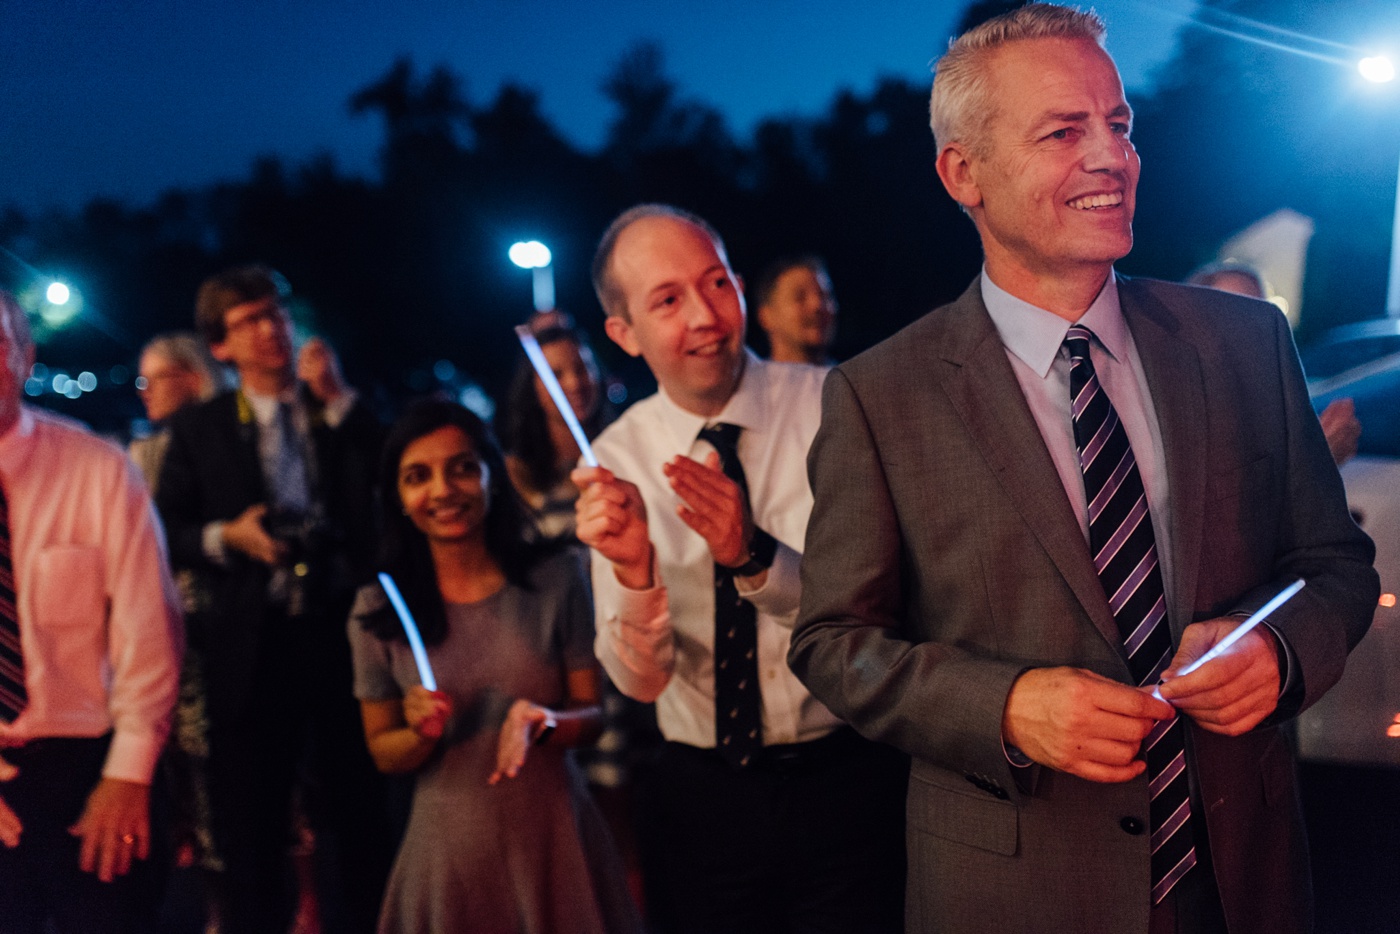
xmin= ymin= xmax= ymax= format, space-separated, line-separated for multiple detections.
xmin=141 ymin=331 xmax=222 ymax=399
xmin=591 ymin=203 xmax=730 ymax=321
xmin=1186 ymin=262 xmax=1267 ymax=299
xmin=930 ymin=3 xmax=1107 ymax=156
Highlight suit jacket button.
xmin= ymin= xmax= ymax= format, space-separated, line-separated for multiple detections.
xmin=1120 ymin=817 xmax=1145 ymax=836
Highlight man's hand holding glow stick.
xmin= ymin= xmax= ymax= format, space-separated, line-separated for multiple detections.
xmin=515 ymin=325 xmax=599 ymax=468
xmin=378 ymin=572 xmax=438 ymax=692
xmin=1152 ymin=577 xmax=1305 ymax=701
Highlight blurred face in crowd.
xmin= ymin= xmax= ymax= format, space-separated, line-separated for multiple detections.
xmin=137 ymin=349 xmax=205 ymax=422
xmin=535 ymin=337 xmax=601 ymax=424
xmin=0 ymin=299 xmax=33 ymax=436
xmin=758 ymin=264 xmax=838 ymax=363
xmin=603 ymin=215 xmax=747 ymax=418
xmin=210 ymin=296 xmax=295 ymax=388
xmin=938 ymin=37 xmax=1139 ymax=293
xmin=397 ymin=425 xmax=491 ymax=547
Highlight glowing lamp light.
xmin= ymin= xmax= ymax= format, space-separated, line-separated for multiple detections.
xmin=45 ymin=282 xmax=71 ymax=305
xmin=1359 ymin=55 xmax=1396 ymax=84
xmin=508 ymin=241 xmax=552 ymax=270
xmin=1388 ymin=724 xmax=1400 ymax=739
xmin=1380 ymin=593 xmax=1397 ymax=608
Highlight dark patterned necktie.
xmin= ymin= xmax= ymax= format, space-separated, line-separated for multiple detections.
xmin=0 ymin=485 xmax=26 ymax=724
xmin=697 ymin=422 xmax=763 ymax=768
xmin=1065 ymin=326 xmax=1195 ymax=905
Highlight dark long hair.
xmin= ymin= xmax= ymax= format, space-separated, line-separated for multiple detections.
xmin=498 ymin=326 xmax=612 ymax=494
xmin=362 ymin=398 xmax=541 ymax=646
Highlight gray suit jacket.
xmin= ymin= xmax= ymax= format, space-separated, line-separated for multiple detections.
xmin=789 ymin=276 xmax=1378 ymax=934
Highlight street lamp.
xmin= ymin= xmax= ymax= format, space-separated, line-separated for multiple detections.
xmin=1360 ymin=55 xmax=1400 ymax=317
xmin=508 ymin=240 xmax=554 ymax=313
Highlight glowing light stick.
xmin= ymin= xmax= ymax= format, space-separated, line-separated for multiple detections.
xmin=514 ymin=325 xmax=598 ymax=467
xmin=1153 ymin=577 xmax=1305 ymax=700
xmin=378 ymin=572 xmax=437 ymax=691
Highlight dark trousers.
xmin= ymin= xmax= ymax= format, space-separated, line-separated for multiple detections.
xmin=638 ymin=727 xmax=907 ymax=934
xmin=204 ymin=607 xmax=392 ymax=934
xmin=0 ymin=735 xmax=156 ymax=934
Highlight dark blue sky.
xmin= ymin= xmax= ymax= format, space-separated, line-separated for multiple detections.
xmin=1 ymin=0 xmax=1198 ymax=213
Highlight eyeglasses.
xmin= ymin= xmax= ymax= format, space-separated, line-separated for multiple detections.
xmin=223 ymin=302 xmax=289 ymax=336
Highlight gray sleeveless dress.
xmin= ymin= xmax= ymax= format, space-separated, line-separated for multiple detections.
xmin=348 ymin=552 xmax=642 ymax=934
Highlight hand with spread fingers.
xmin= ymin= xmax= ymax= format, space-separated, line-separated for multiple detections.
xmin=662 ymin=452 xmax=751 ymax=569
xmin=489 ymin=699 xmax=554 ymax=785
xmin=68 ymin=777 xmax=150 ymax=883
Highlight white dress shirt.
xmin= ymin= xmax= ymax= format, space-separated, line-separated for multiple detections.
xmin=590 ymin=352 xmax=842 ymax=748
xmin=0 ymin=407 xmax=183 ymax=784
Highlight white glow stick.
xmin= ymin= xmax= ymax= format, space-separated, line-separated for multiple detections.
xmin=1153 ymin=577 xmax=1305 ymax=700
xmin=514 ymin=325 xmax=599 ymax=467
xmin=378 ymin=572 xmax=437 ymax=691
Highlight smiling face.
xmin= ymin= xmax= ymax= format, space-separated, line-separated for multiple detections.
xmin=603 ymin=215 xmax=746 ymax=418
xmin=758 ymin=264 xmax=837 ymax=363
xmin=397 ymin=425 xmax=491 ymax=547
xmin=535 ymin=336 xmax=601 ymax=424
xmin=940 ymin=37 xmax=1139 ymax=299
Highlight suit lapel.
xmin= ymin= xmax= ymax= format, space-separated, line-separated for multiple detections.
xmin=228 ymin=391 xmax=270 ymax=505
xmin=1119 ymin=279 xmax=1207 ymax=635
xmin=935 ymin=284 xmax=1124 ymax=652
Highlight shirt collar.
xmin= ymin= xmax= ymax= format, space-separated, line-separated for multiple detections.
xmin=980 ymin=269 xmax=1128 ymax=377
xmin=240 ymin=385 xmax=297 ymax=426
xmin=654 ymin=349 xmax=769 ymax=454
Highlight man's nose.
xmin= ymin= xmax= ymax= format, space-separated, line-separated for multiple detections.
xmin=1082 ymin=126 xmax=1130 ymax=173
xmin=685 ymin=290 xmax=721 ymax=328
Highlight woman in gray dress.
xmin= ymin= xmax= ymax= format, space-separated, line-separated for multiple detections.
xmin=347 ymin=400 xmax=641 ymax=934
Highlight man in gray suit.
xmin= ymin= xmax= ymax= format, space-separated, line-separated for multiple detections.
xmin=788 ymin=5 xmax=1378 ymax=934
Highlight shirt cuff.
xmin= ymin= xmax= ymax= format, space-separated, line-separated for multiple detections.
xmin=202 ymin=521 xmax=228 ymax=565
xmin=734 ymin=541 xmax=801 ymax=619
xmin=102 ymin=730 xmax=162 ymax=785
xmin=1002 ymin=737 xmax=1034 ymax=768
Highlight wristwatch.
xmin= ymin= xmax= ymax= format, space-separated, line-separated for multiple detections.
xmin=730 ymin=527 xmax=778 ymax=578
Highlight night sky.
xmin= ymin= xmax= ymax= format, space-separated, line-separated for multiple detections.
xmin=1 ymin=0 xmax=1197 ymax=213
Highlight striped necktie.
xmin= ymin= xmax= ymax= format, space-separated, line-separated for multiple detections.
xmin=0 ymin=485 xmax=26 ymax=724
xmin=697 ymin=422 xmax=763 ymax=768
xmin=1065 ymin=325 xmax=1196 ymax=905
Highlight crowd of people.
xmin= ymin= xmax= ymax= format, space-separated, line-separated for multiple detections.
xmin=0 ymin=5 xmax=1382 ymax=934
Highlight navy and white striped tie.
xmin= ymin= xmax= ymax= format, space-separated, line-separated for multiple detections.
xmin=1065 ymin=325 xmax=1195 ymax=905
xmin=0 ymin=486 xmax=26 ymax=724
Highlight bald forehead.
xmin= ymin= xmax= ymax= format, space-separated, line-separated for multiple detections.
xmin=613 ymin=214 xmax=723 ymax=262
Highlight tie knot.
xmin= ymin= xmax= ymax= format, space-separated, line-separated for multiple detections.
xmin=1064 ymin=325 xmax=1095 ymax=363
xmin=698 ymin=422 xmax=741 ymax=456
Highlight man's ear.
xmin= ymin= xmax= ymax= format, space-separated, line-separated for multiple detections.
xmin=936 ymin=143 xmax=983 ymax=211
xmin=604 ymin=315 xmax=641 ymax=358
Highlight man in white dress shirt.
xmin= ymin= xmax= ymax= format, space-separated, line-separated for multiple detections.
xmin=0 ymin=289 xmax=183 ymax=933
xmin=573 ymin=204 xmax=905 ymax=934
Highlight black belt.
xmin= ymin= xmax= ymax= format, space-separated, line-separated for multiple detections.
xmin=668 ymin=725 xmax=862 ymax=771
